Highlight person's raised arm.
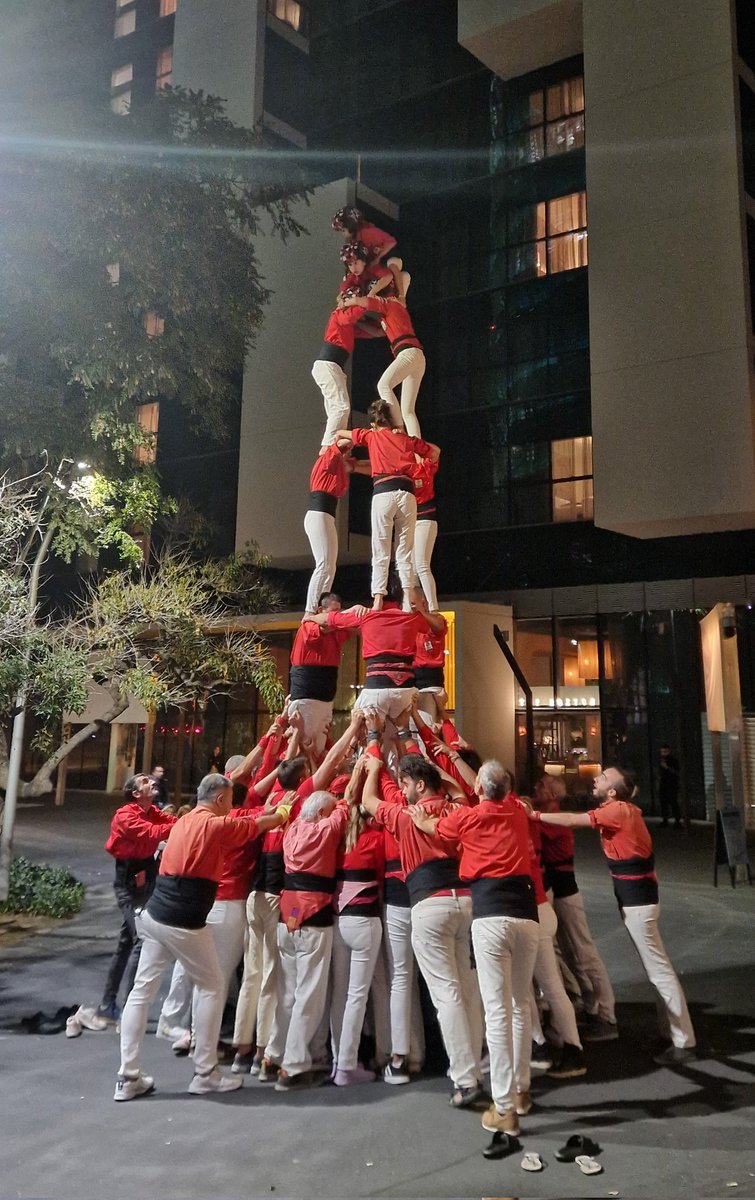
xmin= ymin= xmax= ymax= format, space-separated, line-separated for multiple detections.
xmin=360 ymin=750 xmax=384 ymax=817
xmin=310 ymin=710 xmax=365 ymax=791
xmin=534 ymin=810 xmax=592 ymax=828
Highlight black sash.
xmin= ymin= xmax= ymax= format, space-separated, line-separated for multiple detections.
xmin=284 ymin=871 xmax=337 ymax=894
xmin=147 ymin=875 xmax=218 ymax=930
xmin=289 ymin=664 xmax=338 ymax=703
xmin=415 ymin=666 xmax=444 ymax=690
xmin=373 ymin=475 xmax=415 ymax=495
xmin=468 ymin=875 xmax=538 ymax=921
xmin=308 ymin=490 xmax=338 ymax=517
xmin=608 ymin=853 xmax=659 ymax=907
xmin=253 ymin=849 xmax=284 ymax=895
xmin=406 ymin=857 xmax=462 ymax=907
xmin=318 ymin=341 xmax=349 ymax=367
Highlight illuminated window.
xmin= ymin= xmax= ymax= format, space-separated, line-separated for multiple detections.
xmin=144 ymin=312 xmax=165 ymax=338
xmin=134 ymin=402 xmax=160 ymax=465
xmin=106 ymin=263 xmax=120 ymax=285
xmin=110 ymin=90 xmax=131 ymax=115
xmin=155 ymin=46 xmax=173 ymax=90
xmin=111 ymin=64 xmax=133 ymax=89
xmin=268 ymin=0 xmax=303 ymax=32
xmin=552 ymin=436 xmax=593 ymax=522
xmin=499 ymin=76 xmax=584 ymax=170
xmin=114 ymin=9 xmax=136 ymax=37
xmin=508 ymin=191 xmax=588 ymax=281
xmin=159 ymin=0 xmax=177 ymax=15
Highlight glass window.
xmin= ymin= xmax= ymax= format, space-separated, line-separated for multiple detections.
xmin=144 ymin=312 xmax=165 ymax=338
xmin=110 ymin=91 xmax=131 ymax=115
xmin=546 ymin=77 xmax=585 ymax=121
xmin=498 ymin=76 xmax=584 ymax=171
xmin=114 ymin=10 xmax=136 ymax=37
xmin=552 ymin=436 xmax=593 ymax=522
xmin=134 ymin=402 xmax=160 ymax=465
xmin=156 ymin=46 xmax=173 ymax=90
xmin=111 ymin=64 xmax=133 ymax=89
xmin=507 ymin=192 xmax=587 ymax=281
xmin=268 ymin=0 xmax=303 ymax=32
xmin=159 ymin=0 xmax=178 ymax=15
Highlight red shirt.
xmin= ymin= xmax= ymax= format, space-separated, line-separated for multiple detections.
xmin=159 ymin=807 xmax=264 ymax=883
xmin=525 ymin=808 xmax=548 ymax=905
xmin=374 ymin=793 xmax=458 ymax=881
xmin=435 ymin=798 xmax=533 ymax=882
xmin=280 ymin=804 xmax=349 ymax=929
xmin=540 ymin=823 xmax=575 ymax=869
xmin=589 ymin=800 xmax=655 ymax=865
xmin=350 ymin=427 xmax=433 ymax=480
xmin=362 ymin=296 xmax=422 ymax=355
xmin=412 ymin=457 xmax=438 ymax=508
xmin=357 ymin=221 xmax=397 ymax=260
xmin=414 ymin=616 xmax=447 ymax=669
xmin=291 ymin=621 xmax=351 ymax=669
xmin=309 ymin=445 xmax=350 ymax=499
xmin=216 ymin=789 xmax=267 ymax=902
xmin=321 ymin=305 xmax=366 ymax=356
xmin=105 ymin=802 xmax=176 ymax=860
xmin=329 ymin=604 xmax=431 ymax=660
xmin=336 ymin=825 xmax=385 ymax=913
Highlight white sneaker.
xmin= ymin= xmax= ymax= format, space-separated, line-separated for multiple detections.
xmin=114 ymin=1073 xmax=155 ymax=1102
xmin=188 ymin=1067 xmax=243 ymax=1095
xmin=156 ymin=1020 xmax=188 ymax=1042
xmin=65 ymin=1017 xmax=82 ymax=1039
xmin=75 ymin=1006 xmax=108 ymax=1032
xmin=172 ymin=1029 xmax=192 ymax=1055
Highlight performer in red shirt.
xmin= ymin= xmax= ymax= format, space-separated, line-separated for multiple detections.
xmin=409 ymin=759 xmax=539 ymax=1143
xmin=98 ymin=774 xmax=176 ymax=1022
xmin=411 ymin=453 xmax=440 ymax=611
xmin=115 ymin=773 xmax=288 ymax=1100
xmin=332 ymin=205 xmax=397 ymax=267
xmin=361 ymin=741 xmax=485 ymax=1111
xmin=534 ymin=773 xmax=617 ymax=1041
xmin=289 ymin=592 xmax=363 ymax=757
xmin=335 ymin=399 xmax=439 ymax=606
xmin=311 ymin=301 xmax=366 ymax=447
xmin=343 ymin=292 xmax=426 ymax=436
xmin=413 ymin=592 xmax=447 ymax=729
xmin=534 ymin=766 xmax=696 ymax=1065
xmin=303 ymin=440 xmax=353 ymax=617
xmin=330 ymin=757 xmax=386 ymax=1085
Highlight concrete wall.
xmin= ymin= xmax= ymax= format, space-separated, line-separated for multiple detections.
xmin=584 ymin=0 xmax=755 ymax=537
xmin=458 ymin=0 xmax=582 ymax=79
xmin=235 ymin=179 xmax=371 ymax=567
xmin=172 ymin=0 xmax=265 ymax=127
xmin=454 ymin=602 xmax=516 ymax=770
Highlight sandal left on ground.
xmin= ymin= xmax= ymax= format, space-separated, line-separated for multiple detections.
xmin=449 ymin=1083 xmax=486 ymax=1109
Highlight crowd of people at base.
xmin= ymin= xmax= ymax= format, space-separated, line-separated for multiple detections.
xmin=99 ymin=584 xmax=696 ymax=1152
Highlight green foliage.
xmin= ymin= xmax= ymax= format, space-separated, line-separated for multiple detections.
xmin=0 ymin=856 xmax=85 ymax=919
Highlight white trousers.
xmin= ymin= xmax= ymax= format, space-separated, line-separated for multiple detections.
xmin=370 ymin=489 xmax=416 ymax=596
xmin=411 ymin=893 xmax=483 ymax=1089
xmin=621 ymin=903 xmax=696 ymax=1048
xmin=331 ymin=914 xmax=383 ymax=1070
xmin=267 ymin=923 xmax=333 ymax=1075
xmin=378 ymin=347 xmax=426 ymax=438
xmin=354 ymin=687 xmax=417 ymax=725
xmin=554 ymin=892 xmax=616 ymax=1022
xmin=312 ymin=360 xmax=350 ymax=447
xmin=532 ymin=901 xmax=582 ymax=1049
xmin=413 ymin=519 xmax=439 ymax=611
xmin=158 ymin=899 xmax=246 ymax=1036
xmin=473 ymin=915 xmax=539 ymax=1113
xmin=233 ymin=891 xmax=280 ymax=1050
xmin=287 ymin=698 xmax=333 ymax=761
xmin=303 ymin=509 xmax=338 ymax=615
xmin=119 ymin=910 xmax=224 ymax=1077
xmin=371 ymin=906 xmax=425 ymax=1064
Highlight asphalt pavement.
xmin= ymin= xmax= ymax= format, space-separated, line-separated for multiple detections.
xmin=1 ymin=791 xmax=754 ymax=1200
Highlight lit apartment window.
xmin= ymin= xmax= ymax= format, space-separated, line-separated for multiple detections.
xmin=508 ymin=191 xmax=588 ymax=281
xmin=155 ymin=46 xmax=173 ymax=90
xmin=110 ymin=90 xmax=131 ymax=115
xmin=111 ymin=63 xmax=133 ymax=89
xmin=159 ymin=0 xmax=178 ymax=14
xmin=552 ymin=436 xmax=593 ymax=522
xmin=106 ymin=263 xmax=120 ymax=285
xmin=114 ymin=9 xmax=136 ymax=38
xmin=134 ymin=402 xmax=160 ymax=465
xmin=268 ymin=0 xmax=302 ymax=32
xmin=144 ymin=312 xmax=165 ymax=338
xmin=502 ymin=76 xmax=585 ymax=169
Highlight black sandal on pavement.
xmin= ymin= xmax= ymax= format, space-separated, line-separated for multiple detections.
xmin=482 ymin=1132 xmax=522 ymax=1160
xmin=555 ymin=1134 xmax=601 ymax=1162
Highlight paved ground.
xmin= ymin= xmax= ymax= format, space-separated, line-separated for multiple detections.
xmin=1 ymin=792 xmax=754 ymax=1200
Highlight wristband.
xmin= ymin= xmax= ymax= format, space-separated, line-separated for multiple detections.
xmin=396 ymin=728 xmax=411 ymax=740
xmin=366 ymin=731 xmax=381 ymax=742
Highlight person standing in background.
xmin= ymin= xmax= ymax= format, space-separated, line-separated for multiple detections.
xmin=658 ymin=745 xmax=682 ymax=828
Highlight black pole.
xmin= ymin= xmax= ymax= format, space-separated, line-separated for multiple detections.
xmin=493 ymin=624 xmax=536 ymax=793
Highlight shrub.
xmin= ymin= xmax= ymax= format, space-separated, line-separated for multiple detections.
xmin=0 ymin=856 xmax=85 ymax=918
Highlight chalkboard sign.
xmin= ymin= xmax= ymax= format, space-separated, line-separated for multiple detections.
xmin=714 ymin=807 xmax=752 ymax=887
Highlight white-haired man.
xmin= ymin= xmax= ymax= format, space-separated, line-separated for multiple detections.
xmin=115 ymin=773 xmax=288 ymax=1101
xmin=533 ymin=766 xmax=696 ymax=1066
xmin=268 ymin=787 xmax=351 ymax=1091
xmin=410 ymin=760 xmax=539 ymax=1146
